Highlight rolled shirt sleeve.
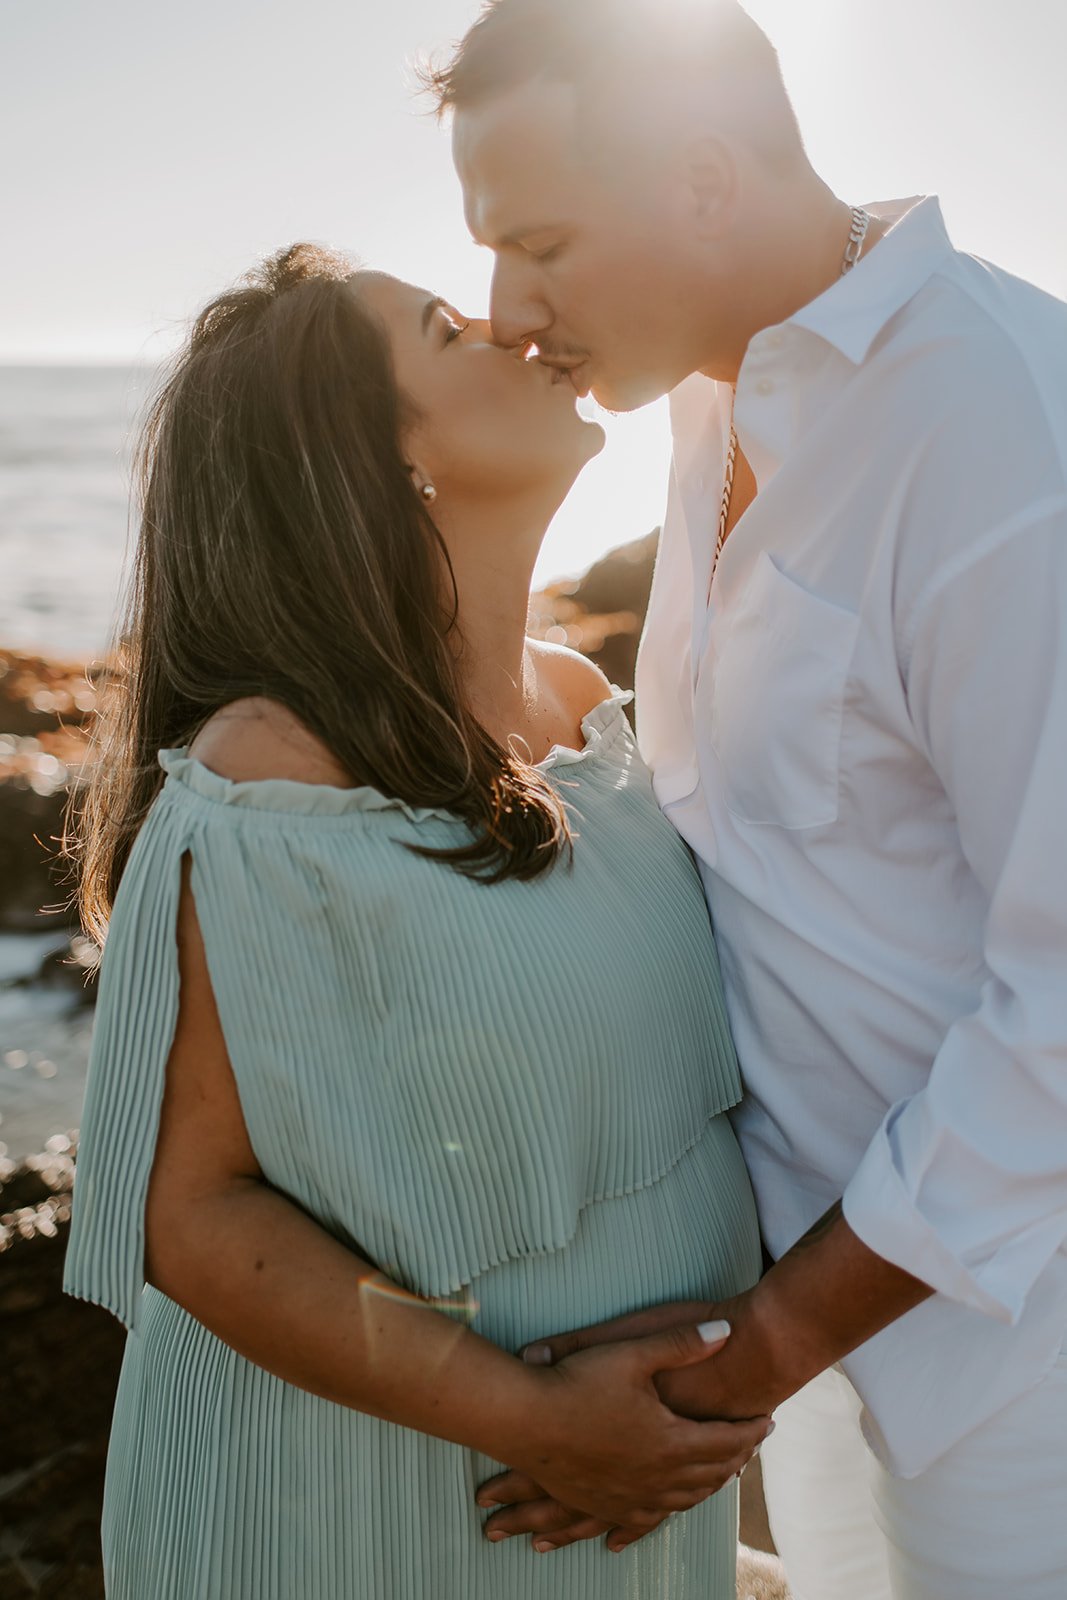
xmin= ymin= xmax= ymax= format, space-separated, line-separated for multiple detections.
xmin=842 ymin=495 xmax=1067 ymax=1324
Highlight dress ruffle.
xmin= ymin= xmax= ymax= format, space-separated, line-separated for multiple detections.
xmin=156 ymin=688 xmax=636 ymax=823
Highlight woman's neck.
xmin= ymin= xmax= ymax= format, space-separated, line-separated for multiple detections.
xmin=433 ymin=495 xmax=549 ymax=745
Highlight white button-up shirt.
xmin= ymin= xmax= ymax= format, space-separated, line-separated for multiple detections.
xmin=635 ymin=194 xmax=1067 ymax=1477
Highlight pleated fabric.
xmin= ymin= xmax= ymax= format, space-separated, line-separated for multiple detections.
xmin=63 ymin=689 xmax=764 ymax=1599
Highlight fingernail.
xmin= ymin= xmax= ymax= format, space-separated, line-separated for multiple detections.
xmin=697 ymin=1319 xmax=731 ymax=1343
xmin=486 ymin=1530 xmax=509 ymax=1542
xmin=477 ymin=1498 xmax=501 ymax=1509
xmin=766 ymin=1420 xmax=776 ymax=1435
xmin=522 ymin=1344 xmax=553 ymax=1365
xmin=533 ymin=1540 xmax=554 ymax=1553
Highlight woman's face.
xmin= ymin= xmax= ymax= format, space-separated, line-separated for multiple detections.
xmin=349 ymin=271 xmax=605 ymax=510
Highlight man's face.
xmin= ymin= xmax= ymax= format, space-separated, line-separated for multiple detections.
xmin=453 ymin=77 xmax=706 ymax=412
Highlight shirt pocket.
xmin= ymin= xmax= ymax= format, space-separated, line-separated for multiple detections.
xmin=701 ymin=548 xmax=861 ymax=830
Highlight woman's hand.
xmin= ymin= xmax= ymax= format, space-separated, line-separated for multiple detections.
xmin=491 ymin=1320 xmax=773 ymax=1538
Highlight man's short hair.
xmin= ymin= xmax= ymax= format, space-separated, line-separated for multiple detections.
xmin=424 ymin=0 xmax=804 ymax=168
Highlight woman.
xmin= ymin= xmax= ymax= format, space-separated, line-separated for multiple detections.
xmin=61 ymin=242 xmax=767 ymax=1599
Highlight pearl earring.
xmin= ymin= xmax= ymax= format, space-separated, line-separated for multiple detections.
xmin=420 ymin=483 xmax=438 ymax=504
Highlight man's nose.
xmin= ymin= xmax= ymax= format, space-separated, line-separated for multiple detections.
xmin=468 ymin=316 xmax=521 ymax=355
xmin=488 ymin=256 xmax=550 ymax=351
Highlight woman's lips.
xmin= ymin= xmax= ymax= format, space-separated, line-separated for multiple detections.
xmin=541 ymin=361 xmax=590 ymax=397
xmin=567 ymin=363 xmax=590 ymax=399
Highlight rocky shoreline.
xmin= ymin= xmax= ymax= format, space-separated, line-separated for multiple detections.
xmin=0 ymin=535 xmax=789 ymax=1598
xmin=0 ymin=1137 xmax=119 ymax=1599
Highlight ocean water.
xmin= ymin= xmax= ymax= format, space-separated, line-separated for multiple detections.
xmin=0 ymin=364 xmax=156 ymax=662
xmin=0 ymin=366 xmax=157 ymax=1158
xmin=0 ymin=931 xmax=94 ymax=1165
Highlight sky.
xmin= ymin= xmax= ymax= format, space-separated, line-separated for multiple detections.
xmin=4 ymin=0 xmax=1066 ymax=586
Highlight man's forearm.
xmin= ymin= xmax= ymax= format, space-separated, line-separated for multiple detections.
xmin=656 ymin=1200 xmax=934 ymax=1419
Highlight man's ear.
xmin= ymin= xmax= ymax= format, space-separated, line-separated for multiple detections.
xmin=682 ymin=135 xmax=737 ymax=239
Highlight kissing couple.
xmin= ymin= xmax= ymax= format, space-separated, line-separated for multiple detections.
xmin=64 ymin=2 xmax=1067 ymax=1597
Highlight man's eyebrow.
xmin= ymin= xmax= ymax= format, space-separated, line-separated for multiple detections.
xmin=421 ymin=295 xmax=449 ymax=336
xmin=469 ymin=222 xmax=562 ymax=250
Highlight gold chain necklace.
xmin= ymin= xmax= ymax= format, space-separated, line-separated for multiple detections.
xmin=708 ymin=205 xmax=872 ymax=598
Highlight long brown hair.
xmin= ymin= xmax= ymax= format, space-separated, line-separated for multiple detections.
xmin=63 ymin=242 xmax=574 ymax=951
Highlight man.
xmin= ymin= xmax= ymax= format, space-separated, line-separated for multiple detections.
xmin=427 ymin=1 xmax=1067 ymax=1595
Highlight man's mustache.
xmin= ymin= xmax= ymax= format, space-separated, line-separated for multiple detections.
xmin=530 ymin=344 xmax=589 ymax=365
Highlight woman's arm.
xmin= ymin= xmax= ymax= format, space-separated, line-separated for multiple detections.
xmin=144 ymin=843 xmax=771 ymax=1530
xmin=144 ymin=847 xmax=535 ymax=1452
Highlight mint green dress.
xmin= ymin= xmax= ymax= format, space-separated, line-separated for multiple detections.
xmin=62 ymin=689 xmax=762 ymax=1599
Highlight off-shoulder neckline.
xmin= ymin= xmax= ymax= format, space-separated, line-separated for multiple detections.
xmin=156 ymin=687 xmax=634 ymax=823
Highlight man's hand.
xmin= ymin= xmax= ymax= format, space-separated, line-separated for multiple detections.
xmin=513 ymin=1291 xmax=765 ymax=1422
xmin=517 ymin=1203 xmax=933 ymax=1425
xmin=477 ymin=1202 xmax=935 ymax=1551
xmin=519 ymin=1298 xmax=718 ymax=1368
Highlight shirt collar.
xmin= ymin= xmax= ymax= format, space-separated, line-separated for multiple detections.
xmin=784 ymin=194 xmax=955 ymax=365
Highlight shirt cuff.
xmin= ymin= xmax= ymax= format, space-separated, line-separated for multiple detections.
xmin=842 ymin=1100 xmax=1025 ymax=1325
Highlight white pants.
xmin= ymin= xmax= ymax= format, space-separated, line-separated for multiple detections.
xmin=758 ymin=1343 xmax=1067 ymax=1600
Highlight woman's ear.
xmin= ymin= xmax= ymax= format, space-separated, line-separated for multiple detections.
xmin=406 ymin=462 xmax=438 ymax=504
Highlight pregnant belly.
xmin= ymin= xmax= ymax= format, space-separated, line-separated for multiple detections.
xmin=463 ymin=1111 xmax=762 ymax=1356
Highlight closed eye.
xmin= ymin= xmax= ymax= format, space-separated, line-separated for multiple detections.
xmin=532 ymin=244 xmax=562 ymax=264
xmin=444 ymin=318 xmax=471 ymax=345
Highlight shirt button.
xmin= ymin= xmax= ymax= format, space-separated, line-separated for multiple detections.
xmin=756 ymin=378 xmax=775 ymax=396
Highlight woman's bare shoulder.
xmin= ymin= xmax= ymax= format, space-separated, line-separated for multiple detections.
xmin=529 ymin=638 xmax=615 ymax=721
xmin=187 ymin=697 xmax=354 ymax=787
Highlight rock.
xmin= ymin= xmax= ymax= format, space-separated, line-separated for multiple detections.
xmin=0 ymin=649 xmax=97 ymax=935
xmin=0 ymin=1142 xmax=122 ymax=1599
xmin=562 ymin=529 xmax=660 ymax=620
xmin=37 ymin=1566 xmax=106 ymax=1600
xmin=0 ymin=649 xmax=98 ymax=742
xmin=0 ymin=1276 xmax=50 ymax=1316
xmin=530 ymin=529 xmax=659 ymax=696
xmin=0 ymin=781 xmax=79 ymax=934
xmin=0 ymin=1559 xmax=39 ymax=1598
xmin=738 ymin=1543 xmax=793 ymax=1599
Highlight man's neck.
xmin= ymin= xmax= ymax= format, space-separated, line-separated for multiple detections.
xmin=699 ymin=185 xmax=892 ymax=386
